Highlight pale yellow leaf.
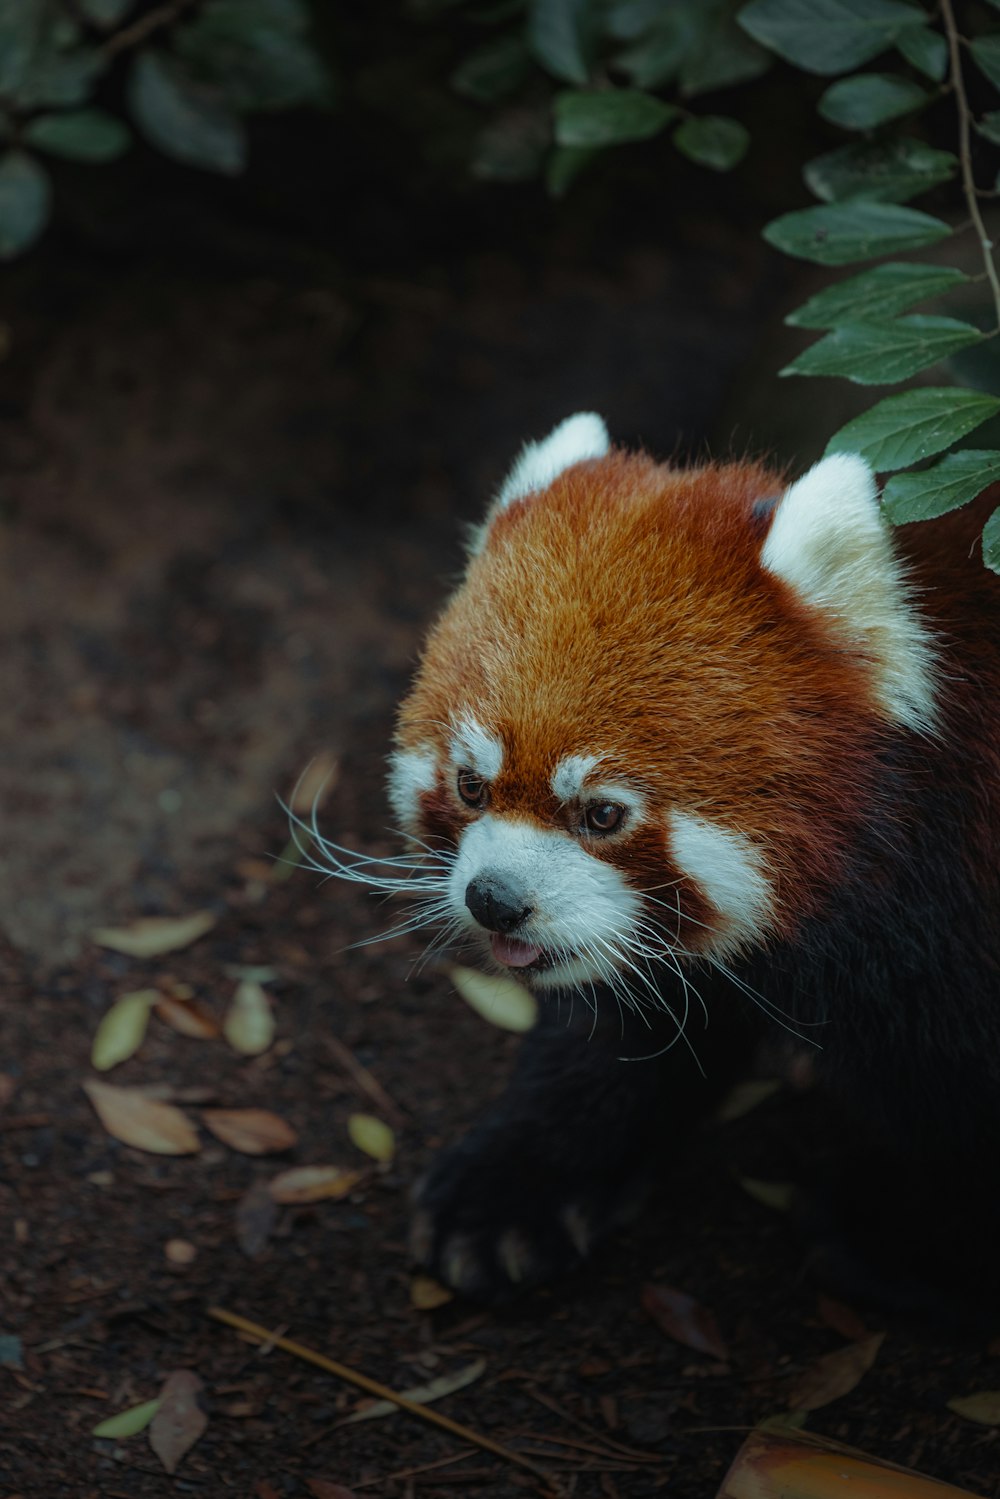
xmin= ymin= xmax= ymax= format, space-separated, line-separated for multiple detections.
xmin=164 ymin=1239 xmax=197 ymax=1266
xmin=90 ymin=910 xmax=215 ymax=959
xmin=93 ymin=1398 xmax=162 ymax=1439
xmin=267 ymin=1165 xmax=365 ymax=1204
xmin=340 ymin=1358 xmax=486 ymax=1425
xmin=223 ymin=980 xmax=275 ymax=1056
xmin=91 ymin=990 xmax=157 ymax=1072
xmin=154 ymin=993 xmax=220 ymax=1039
xmin=149 ymin=1370 xmax=207 ymax=1474
xmin=347 ymin=1113 xmax=394 ymax=1163
xmin=290 ymin=752 xmax=340 ymax=814
xmin=203 ymin=1108 xmax=297 ymax=1155
xmin=739 ymin=1177 xmax=794 ymax=1213
xmin=448 ymin=965 xmax=537 ymax=1033
xmin=947 ymin=1391 xmax=1000 ymax=1426
xmin=83 ymin=1080 xmax=200 ymax=1156
xmin=716 ymin=1078 xmax=781 ymax=1124
xmin=410 ymin=1274 xmax=454 ymax=1311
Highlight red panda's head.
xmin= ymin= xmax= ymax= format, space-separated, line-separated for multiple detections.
xmin=377 ymin=414 xmax=938 ymax=994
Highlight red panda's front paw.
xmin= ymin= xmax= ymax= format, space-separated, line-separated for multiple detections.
xmin=409 ymin=1127 xmax=647 ymax=1302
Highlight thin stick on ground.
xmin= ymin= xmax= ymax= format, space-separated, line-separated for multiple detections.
xmin=206 ymin=1305 xmax=560 ymax=1493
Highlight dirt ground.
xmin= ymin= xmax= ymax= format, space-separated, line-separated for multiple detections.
xmin=1 ymin=207 xmax=999 ymax=1499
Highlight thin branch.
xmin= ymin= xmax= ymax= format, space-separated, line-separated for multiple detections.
xmin=102 ymin=0 xmax=199 ymax=58
xmin=941 ymin=0 xmax=1000 ymax=330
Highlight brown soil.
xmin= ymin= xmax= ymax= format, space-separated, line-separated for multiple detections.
xmin=1 ymin=227 xmax=998 ymax=1499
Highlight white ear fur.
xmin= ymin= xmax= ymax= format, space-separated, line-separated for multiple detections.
xmin=761 ymin=453 xmax=937 ymax=732
xmin=469 ymin=412 xmax=610 ymax=556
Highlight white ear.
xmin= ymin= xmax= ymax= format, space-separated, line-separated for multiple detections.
xmin=469 ymin=413 xmax=610 ymax=556
xmin=761 ymin=453 xmax=937 ymax=732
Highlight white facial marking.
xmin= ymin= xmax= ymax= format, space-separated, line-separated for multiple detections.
xmin=550 ymin=753 xmax=602 ymax=803
xmin=469 ymin=412 xmax=611 ymax=556
xmin=451 ymin=814 xmax=642 ymax=989
xmin=668 ymin=809 xmax=775 ymax=959
xmin=450 ymin=714 xmax=504 ymax=780
xmin=387 ymin=746 xmax=438 ymax=834
xmin=761 ymin=453 xmax=937 ymax=733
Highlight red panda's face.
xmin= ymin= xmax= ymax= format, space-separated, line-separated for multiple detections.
xmin=381 ymin=415 xmax=937 ymax=995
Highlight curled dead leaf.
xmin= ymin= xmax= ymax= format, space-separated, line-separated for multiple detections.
xmin=149 ymin=1370 xmax=208 ymax=1475
xmin=90 ymin=911 xmax=216 ymax=959
xmin=347 ymin=1112 xmax=394 ymax=1163
xmin=448 ymin=965 xmax=537 ymax=1033
xmin=203 ymin=1108 xmax=297 ymax=1155
xmin=789 ymin=1332 xmax=885 ymax=1412
xmin=947 ymin=1391 xmax=1000 ymax=1426
xmin=83 ymin=1080 xmax=200 ymax=1156
xmin=410 ymin=1274 xmax=454 ymax=1311
xmin=340 ymin=1358 xmax=486 ymax=1425
xmin=267 ymin=1165 xmax=365 ymax=1204
xmin=91 ymin=990 xmax=157 ymax=1071
xmin=154 ymin=992 xmax=220 ymax=1039
xmin=223 ymin=980 xmax=275 ymax=1057
xmin=641 ymin=1282 xmax=729 ymax=1361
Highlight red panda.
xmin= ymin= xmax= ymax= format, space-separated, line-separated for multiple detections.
xmin=306 ymin=414 xmax=1000 ymax=1309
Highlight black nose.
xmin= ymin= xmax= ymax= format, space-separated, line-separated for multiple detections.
xmin=465 ymin=874 xmax=533 ymax=934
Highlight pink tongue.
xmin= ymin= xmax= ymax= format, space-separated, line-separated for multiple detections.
xmin=490 ymin=934 xmax=543 ymax=968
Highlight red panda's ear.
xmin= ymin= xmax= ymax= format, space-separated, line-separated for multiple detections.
xmin=469 ymin=412 xmax=610 ymax=555
xmin=760 ymin=453 xmax=937 ymax=733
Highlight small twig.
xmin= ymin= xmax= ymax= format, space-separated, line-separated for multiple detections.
xmin=207 ymin=1306 xmax=560 ymax=1493
xmin=324 ymin=1034 xmax=407 ymax=1126
xmin=102 ymin=0 xmax=199 ymax=57
xmin=527 ymin=1387 xmax=665 ymax=1463
xmin=352 ymin=1452 xmax=483 ymax=1489
xmin=941 ymin=0 xmax=1000 ymax=330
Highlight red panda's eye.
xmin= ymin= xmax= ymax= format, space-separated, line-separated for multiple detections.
xmin=456 ymin=767 xmax=488 ymax=808
xmin=583 ymin=802 xmax=625 ymax=835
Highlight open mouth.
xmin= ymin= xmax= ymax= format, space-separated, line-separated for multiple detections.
xmin=489 ymin=933 xmax=550 ymax=970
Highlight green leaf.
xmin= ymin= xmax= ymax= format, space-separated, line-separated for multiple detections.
xmin=895 ymin=24 xmax=947 ymax=81
xmin=0 ymin=0 xmax=45 ymax=96
xmin=78 ymin=0 xmax=136 ymax=24
xmin=804 ymin=139 xmax=956 ymax=204
xmin=0 ymin=151 xmax=52 ymax=261
xmin=451 ymin=35 xmax=532 ymax=101
xmin=554 ymin=88 xmax=677 ymax=146
xmin=971 ymin=35 xmax=1000 ymax=93
xmin=787 ymin=263 xmax=969 ymax=329
xmin=673 ymin=115 xmax=749 ymax=171
xmin=472 ymin=106 xmax=550 ymax=180
xmin=763 ymin=201 xmax=951 ymax=266
xmin=604 ymin=0 xmax=668 ymax=42
xmin=737 ymin=0 xmax=929 ymax=77
xmin=826 ymin=388 xmax=1000 ymax=470
xmin=546 ymin=143 xmax=595 ymax=196
xmin=528 ymin=0 xmax=596 ymax=85
xmin=174 ymin=0 xmax=334 ymax=113
xmin=13 ymin=43 xmax=104 ymax=109
xmin=984 ymin=507 xmax=1000 ymax=573
xmin=782 ymin=316 xmax=982 ymax=384
xmin=882 ymin=450 xmax=1000 ymax=524
xmin=817 ymin=71 xmax=927 ymax=129
xmin=977 ymin=112 xmax=1000 ymax=147
xmin=127 ymin=52 xmax=247 ymax=175
xmin=24 ymin=109 xmax=131 ymax=163
xmin=93 ymin=1398 xmax=163 ymax=1440
xmin=680 ymin=10 xmax=770 ymax=96
xmin=615 ymin=8 xmax=701 ymax=89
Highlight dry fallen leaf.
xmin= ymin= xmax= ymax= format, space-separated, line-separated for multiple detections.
xmin=347 ymin=1112 xmax=394 ymax=1163
xmin=83 ymin=1080 xmax=200 ymax=1156
xmin=291 ymin=752 xmax=340 ymax=814
xmin=789 ymin=1332 xmax=885 ymax=1412
xmin=93 ymin=1398 xmax=163 ymax=1439
xmin=340 ymin=1358 xmax=487 ymax=1425
xmin=739 ymin=1177 xmax=794 ymax=1213
xmin=267 ymin=1165 xmax=365 ymax=1204
xmin=223 ymin=980 xmax=275 ymax=1056
xmin=90 ymin=911 xmax=216 ymax=959
xmin=947 ymin=1391 xmax=1000 ymax=1426
xmin=203 ymin=1108 xmax=298 ymax=1155
xmin=154 ymin=992 xmax=220 ymax=1039
xmin=236 ymin=1182 xmax=278 ymax=1258
xmin=716 ymin=1077 xmax=781 ymax=1124
xmin=410 ymin=1274 xmax=454 ymax=1311
xmin=306 ymin=1481 xmax=358 ymax=1499
xmin=91 ymin=990 xmax=157 ymax=1072
xmin=641 ymin=1283 xmax=729 ymax=1361
xmin=816 ymin=1294 xmax=871 ymax=1344
xmin=448 ymin=965 xmax=538 ymax=1033
xmin=149 ymin=1370 xmax=208 ymax=1475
